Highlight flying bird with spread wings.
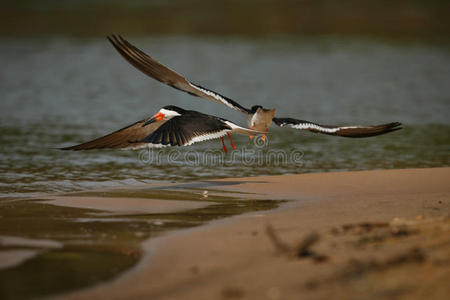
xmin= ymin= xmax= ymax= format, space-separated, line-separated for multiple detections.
xmin=107 ymin=34 xmax=402 ymax=142
xmin=62 ymin=35 xmax=402 ymax=153
xmin=61 ymin=105 xmax=261 ymax=152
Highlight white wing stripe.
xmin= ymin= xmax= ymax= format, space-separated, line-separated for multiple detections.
xmin=130 ymin=131 xmax=229 ymax=148
xmin=129 ymin=132 xmax=229 ymax=149
xmin=224 ymin=120 xmax=243 ymax=130
xmin=188 ymin=83 xmax=236 ymax=110
xmin=120 ymin=143 xmax=170 ymax=150
xmin=290 ymin=123 xmax=363 ymax=133
xmin=186 ymin=130 xmax=229 ymax=146
xmin=279 ymin=120 xmax=363 ymax=133
xmin=290 ymin=123 xmax=339 ymax=133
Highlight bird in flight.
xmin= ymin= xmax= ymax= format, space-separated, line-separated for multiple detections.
xmin=61 ymin=105 xmax=261 ymax=153
xmin=107 ymin=34 xmax=401 ymax=141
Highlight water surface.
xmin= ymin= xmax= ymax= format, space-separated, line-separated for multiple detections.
xmin=0 ymin=187 xmax=283 ymax=299
xmin=0 ymin=36 xmax=449 ymax=197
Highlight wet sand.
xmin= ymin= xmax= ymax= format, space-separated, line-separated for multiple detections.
xmin=60 ymin=168 xmax=450 ymax=300
xmin=0 ymin=236 xmax=62 ymax=270
xmin=43 ymin=196 xmax=213 ymax=215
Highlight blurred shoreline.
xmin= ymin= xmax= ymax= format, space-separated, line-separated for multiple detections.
xmin=1 ymin=0 xmax=449 ymax=41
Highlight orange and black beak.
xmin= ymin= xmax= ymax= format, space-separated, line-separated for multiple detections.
xmin=143 ymin=112 xmax=165 ymax=126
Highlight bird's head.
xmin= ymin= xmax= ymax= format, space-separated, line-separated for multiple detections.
xmin=143 ymin=105 xmax=184 ymax=126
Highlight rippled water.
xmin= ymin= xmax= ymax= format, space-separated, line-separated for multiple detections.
xmin=1 ymin=37 xmax=449 ymax=198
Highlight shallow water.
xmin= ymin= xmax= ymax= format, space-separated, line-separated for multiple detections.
xmin=0 ymin=36 xmax=449 ymax=196
xmin=0 ymin=187 xmax=284 ymax=299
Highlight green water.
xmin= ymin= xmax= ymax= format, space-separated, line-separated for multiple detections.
xmin=0 ymin=187 xmax=284 ymax=299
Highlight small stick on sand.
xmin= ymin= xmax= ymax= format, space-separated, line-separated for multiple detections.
xmin=265 ymin=223 xmax=325 ymax=261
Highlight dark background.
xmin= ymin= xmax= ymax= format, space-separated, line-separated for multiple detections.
xmin=1 ymin=0 xmax=449 ymax=39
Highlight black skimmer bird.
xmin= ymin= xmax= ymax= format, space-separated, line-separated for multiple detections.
xmin=107 ymin=35 xmax=402 ymax=139
xmin=61 ymin=105 xmax=261 ymax=152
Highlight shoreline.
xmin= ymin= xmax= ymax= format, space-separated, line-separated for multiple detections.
xmin=59 ymin=167 xmax=450 ymax=300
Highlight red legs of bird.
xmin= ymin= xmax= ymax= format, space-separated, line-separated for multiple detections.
xmin=249 ymin=125 xmax=254 ymax=140
xmin=261 ymin=127 xmax=269 ymax=142
xmin=227 ymin=132 xmax=236 ymax=150
xmin=220 ymin=133 xmax=236 ymax=153
xmin=220 ymin=136 xmax=228 ymax=153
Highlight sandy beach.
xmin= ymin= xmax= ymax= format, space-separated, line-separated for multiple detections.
xmin=56 ymin=167 xmax=450 ymax=300
xmin=1 ymin=2 xmax=449 ymax=298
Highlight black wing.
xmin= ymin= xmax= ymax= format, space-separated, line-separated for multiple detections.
xmin=273 ymin=118 xmax=402 ymax=138
xmin=60 ymin=119 xmax=166 ymax=150
xmin=108 ymin=35 xmax=251 ymax=115
xmin=140 ymin=114 xmax=232 ymax=146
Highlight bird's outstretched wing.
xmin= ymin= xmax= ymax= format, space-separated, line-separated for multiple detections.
xmin=141 ymin=115 xmax=261 ymax=147
xmin=60 ymin=119 xmax=166 ymax=150
xmin=272 ymin=118 xmax=402 ymax=138
xmin=61 ymin=115 xmax=261 ymax=150
xmin=107 ymin=35 xmax=251 ymax=115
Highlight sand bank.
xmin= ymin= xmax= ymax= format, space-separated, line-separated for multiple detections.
xmin=61 ymin=168 xmax=450 ymax=300
xmin=0 ymin=236 xmax=62 ymax=271
xmin=42 ymin=196 xmax=213 ymax=215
